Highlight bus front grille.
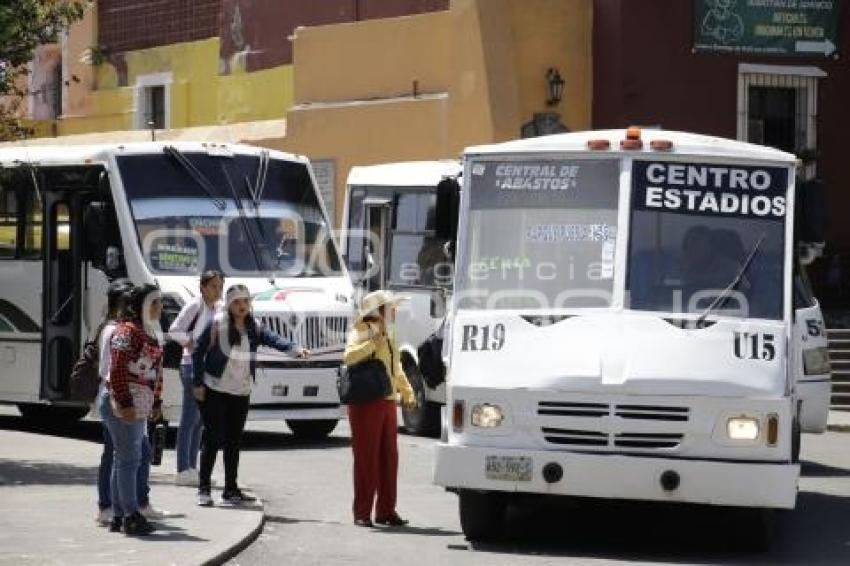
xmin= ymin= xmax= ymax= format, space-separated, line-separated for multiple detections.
xmin=257 ymin=314 xmax=349 ymax=351
xmin=538 ymin=400 xmax=689 ymax=451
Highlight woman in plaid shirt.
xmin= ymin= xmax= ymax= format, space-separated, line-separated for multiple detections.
xmin=97 ymin=283 xmax=164 ymax=536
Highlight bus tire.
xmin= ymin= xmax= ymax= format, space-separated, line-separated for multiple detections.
xmin=458 ymin=489 xmax=506 ymax=542
xmin=286 ymin=418 xmax=338 ymax=440
xmin=17 ymin=404 xmax=90 ymax=426
xmin=401 ymin=360 xmax=440 ymax=437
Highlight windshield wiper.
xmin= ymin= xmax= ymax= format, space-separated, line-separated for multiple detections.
xmin=163 ymin=146 xmax=227 ymax=210
xmin=253 ymin=149 xmax=270 ymax=205
xmin=695 ymin=232 xmax=766 ymax=326
xmin=220 ymin=163 xmax=277 ymax=283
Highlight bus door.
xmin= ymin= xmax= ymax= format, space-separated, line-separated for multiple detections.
xmin=364 ymin=197 xmax=391 ymax=292
xmin=39 ymin=173 xmax=93 ymax=401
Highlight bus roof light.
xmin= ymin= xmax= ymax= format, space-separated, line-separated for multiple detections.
xmin=620 ymin=138 xmax=643 ymax=150
xmin=625 ymin=126 xmax=641 ymax=140
xmin=586 ymin=139 xmax=611 ymax=151
xmin=650 ymin=139 xmax=674 ymax=152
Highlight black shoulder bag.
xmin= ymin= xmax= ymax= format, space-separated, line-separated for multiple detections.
xmin=162 ymin=307 xmax=201 ymax=370
xmin=337 ymin=341 xmax=393 ymax=405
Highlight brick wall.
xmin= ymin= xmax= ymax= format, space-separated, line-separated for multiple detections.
xmin=98 ymin=0 xmax=221 ymax=53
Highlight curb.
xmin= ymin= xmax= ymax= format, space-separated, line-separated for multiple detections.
xmin=202 ymin=506 xmax=266 ymax=566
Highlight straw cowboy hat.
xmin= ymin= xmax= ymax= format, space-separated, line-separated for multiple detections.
xmin=358 ymin=290 xmax=409 ymax=319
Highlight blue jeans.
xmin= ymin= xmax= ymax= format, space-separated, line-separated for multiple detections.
xmin=97 ymin=420 xmax=151 ymax=510
xmin=176 ymin=363 xmax=203 ymax=472
xmin=98 ymin=389 xmax=148 ymax=518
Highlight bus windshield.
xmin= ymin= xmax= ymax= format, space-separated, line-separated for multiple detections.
xmin=626 ymin=160 xmax=787 ymax=320
xmin=458 ymin=158 xmax=620 ymax=310
xmin=118 ymin=152 xmax=342 ymax=277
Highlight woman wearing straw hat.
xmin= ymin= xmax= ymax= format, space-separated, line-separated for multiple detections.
xmin=344 ymin=290 xmax=418 ymax=527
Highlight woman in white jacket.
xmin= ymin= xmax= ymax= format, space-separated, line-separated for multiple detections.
xmin=168 ymin=270 xmax=224 ymax=485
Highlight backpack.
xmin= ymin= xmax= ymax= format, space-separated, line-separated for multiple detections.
xmin=69 ymin=321 xmax=107 ymax=403
xmin=417 ymin=330 xmax=446 ymax=389
xmin=162 ymin=307 xmax=201 ymax=370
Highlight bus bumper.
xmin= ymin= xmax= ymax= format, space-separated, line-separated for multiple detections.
xmin=434 ymin=444 xmax=799 ymax=509
xmin=250 ymin=365 xmax=344 ymax=421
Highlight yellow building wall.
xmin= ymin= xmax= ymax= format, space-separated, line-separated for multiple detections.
xmin=262 ymin=96 xmax=450 ymax=226
xmin=279 ymin=0 xmax=593 ymax=227
xmin=35 ymin=0 xmax=592 ymax=231
xmin=509 ymin=0 xmax=593 ymax=135
xmin=56 ymin=7 xmax=295 ymax=137
xmin=294 ymin=11 xmax=452 ymax=104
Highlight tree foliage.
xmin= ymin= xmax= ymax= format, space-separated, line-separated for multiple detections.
xmin=0 ymin=1 xmax=86 ymax=139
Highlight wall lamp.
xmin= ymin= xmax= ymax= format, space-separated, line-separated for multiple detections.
xmin=546 ymin=67 xmax=565 ymax=106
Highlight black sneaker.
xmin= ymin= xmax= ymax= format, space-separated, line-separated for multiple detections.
xmin=123 ymin=511 xmax=156 ymax=536
xmin=109 ymin=517 xmax=123 ymax=533
xmin=221 ymin=488 xmax=257 ymax=504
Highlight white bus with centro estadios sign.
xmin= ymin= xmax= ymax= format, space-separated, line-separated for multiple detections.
xmin=433 ymin=128 xmax=831 ymax=546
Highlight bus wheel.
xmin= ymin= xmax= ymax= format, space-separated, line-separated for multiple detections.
xmin=458 ymin=490 xmax=507 ymax=542
xmin=286 ymin=419 xmax=338 ymax=440
xmin=401 ymin=361 xmax=440 ymax=437
xmin=17 ymin=404 xmax=90 ymax=426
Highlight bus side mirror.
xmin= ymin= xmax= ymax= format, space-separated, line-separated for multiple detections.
xmin=795 ymin=178 xmax=827 ymax=247
xmin=83 ymin=201 xmax=122 ymax=269
xmin=435 ymin=178 xmax=460 ymax=243
xmin=83 ymin=202 xmax=107 ymax=264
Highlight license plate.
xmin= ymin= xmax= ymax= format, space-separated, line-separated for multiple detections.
xmin=485 ymin=455 xmax=533 ymax=481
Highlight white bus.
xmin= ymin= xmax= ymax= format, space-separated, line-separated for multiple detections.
xmin=0 ymin=142 xmax=353 ymax=438
xmin=342 ymin=161 xmax=461 ymax=436
xmin=433 ymin=129 xmax=831 ymax=544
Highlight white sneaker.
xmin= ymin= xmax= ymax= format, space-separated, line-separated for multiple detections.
xmin=175 ymin=468 xmax=199 ymax=486
xmin=139 ymin=505 xmax=173 ymax=520
xmin=197 ymin=491 xmax=213 ymax=507
xmin=95 ymin=508 xmax=112 ymax=526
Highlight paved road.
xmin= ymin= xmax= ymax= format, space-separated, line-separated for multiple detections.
xmin=226 ymin=419 xmax=850 ymax=566
xmin=1 ymin=407 xmax=847 ymax=565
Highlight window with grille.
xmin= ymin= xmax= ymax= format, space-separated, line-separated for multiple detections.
xmin=737 ymin=65 xmax=823 ymax=163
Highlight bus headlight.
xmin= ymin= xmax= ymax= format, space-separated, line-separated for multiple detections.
xmin=471 ymin=403 xmax=504 ymax=428
xmin=727 ymin=417 xmax=760 ymax=441
xmin=803 ymin=347 xmax=831 ymax=375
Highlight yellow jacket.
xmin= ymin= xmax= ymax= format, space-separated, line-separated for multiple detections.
xmin=343 ymin=320 xmax=415 ymax=404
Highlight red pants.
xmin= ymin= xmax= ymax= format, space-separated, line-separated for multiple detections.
xmin=348 ymin=399 xmax=398 ymax=521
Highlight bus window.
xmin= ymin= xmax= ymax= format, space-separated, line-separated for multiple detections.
xmin=0 ymin=177 xmax=17 ymax=257
xmin=389 ymin=191 xmax=451 ymax=287
xmin=23 ymin=179 xmax=42 ymax=257
xmin=345 ymin=188 xmax=367 ymax=273
xmin=56 ymin=203 xmax=71 ymax=251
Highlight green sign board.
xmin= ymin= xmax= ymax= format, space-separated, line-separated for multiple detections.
xmin=694 ymin=0 xmax=844 ymax=58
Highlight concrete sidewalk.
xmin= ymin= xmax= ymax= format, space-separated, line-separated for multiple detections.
xmin=0 ymin=429 xmax=263 ymax=566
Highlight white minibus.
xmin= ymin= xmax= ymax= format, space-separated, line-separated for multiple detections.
xmin=433 ymin=129 xmax=831 ymax=544
xmin=0 ymin=142 xmax=352 ymax=438
xmin=342 ymin=161 xmax=461 ymax=435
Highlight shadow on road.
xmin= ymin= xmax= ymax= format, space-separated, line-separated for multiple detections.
xmin=240 ymin=429 xmax=350 ymax=451
xmin=0 ymin=412 xmax=351 ymax=452
xmin=453 ymin=493 xmax=850 ymax=565
xmin=0 ymin=459 xmax=96 ymax=487
xmin=800 ymin=459 xmax=850 ymax=478
xmin=0 ymin=414 xmax=103 ymax=443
